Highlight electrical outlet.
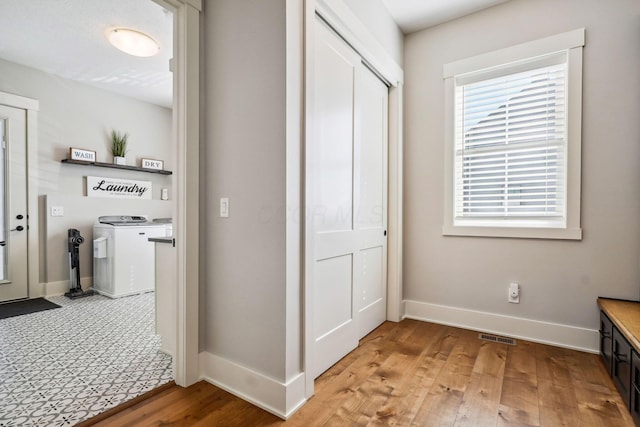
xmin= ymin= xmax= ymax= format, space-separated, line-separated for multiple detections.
xmin=508 ymin=282 xmax=520 ymax=304
xmin=51 ymin=206 xmax=64 ymax=217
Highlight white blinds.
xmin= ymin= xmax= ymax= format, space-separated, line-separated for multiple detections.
xmin=454 ymin=62 xmax=567 ymax=222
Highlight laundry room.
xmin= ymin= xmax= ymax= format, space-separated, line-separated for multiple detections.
xmin=36 ymin=76 xmax=174 ymax=296
xmin=0 ymin=2 xmax=175 ymax=298
xmin=0 ymin=1 xmax=177 ymax=422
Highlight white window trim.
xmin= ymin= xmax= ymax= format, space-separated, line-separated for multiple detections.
xmin=443 ymin=28 xmax=584 ymax=240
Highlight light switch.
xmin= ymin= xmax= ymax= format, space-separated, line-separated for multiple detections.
xmin=51 ymin=206 xmax=64 ymax=217
xmin=220 ymin=197 xmax=229 ymax=218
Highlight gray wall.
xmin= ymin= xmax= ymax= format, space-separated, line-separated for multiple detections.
xmin=203 ymin=0 xmax=288 ymax=380
xmin=403 ymin=0 xmax=640 ymax=330
xmin=0 ymin=58 xmax=173 ymax=286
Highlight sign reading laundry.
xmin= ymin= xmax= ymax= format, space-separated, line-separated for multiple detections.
xmin=87 ymin=176 xmax=152 ymax=200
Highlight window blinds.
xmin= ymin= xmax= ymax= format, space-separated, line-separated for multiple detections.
xmin=454 ymin=62 xmax=567 ymax=223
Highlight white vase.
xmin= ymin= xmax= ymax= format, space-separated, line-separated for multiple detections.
xmin=114 ymin=156 xmax=126 ymax=165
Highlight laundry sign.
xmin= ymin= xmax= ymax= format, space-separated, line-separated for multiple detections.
xmin=87 ymin=176 xmax=152 ymax=200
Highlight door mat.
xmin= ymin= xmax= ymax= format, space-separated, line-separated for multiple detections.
xmin=0 ymin=298 xmax=61 ymax=320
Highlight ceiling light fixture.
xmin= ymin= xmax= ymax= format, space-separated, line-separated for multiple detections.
xmin=106 ymin=28 xmax=160 ymax=57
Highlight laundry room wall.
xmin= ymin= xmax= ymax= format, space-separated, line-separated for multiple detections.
xmin=43 ymin=195 xmax=171 ymax=295
xmin=0 ymin=58 xmax=173 ymax=294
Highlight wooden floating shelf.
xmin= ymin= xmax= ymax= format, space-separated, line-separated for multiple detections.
xmin=61 ymin=159 xmax=172 ymax=175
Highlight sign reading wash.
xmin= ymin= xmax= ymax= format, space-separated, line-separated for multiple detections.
xmin=87 ymin=176 xmax=152 ymax=200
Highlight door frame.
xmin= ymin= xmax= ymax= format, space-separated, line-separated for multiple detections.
xmin=303 ymin=0 xmax=404 ymax=398
xmin=152 ymin=0 xmax=201 ymax=387
xmin=0 ymin=91 xmax=39 ymax=300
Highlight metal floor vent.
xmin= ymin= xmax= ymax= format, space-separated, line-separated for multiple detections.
xmin=478 ymin=333 xmax=517 ymax=345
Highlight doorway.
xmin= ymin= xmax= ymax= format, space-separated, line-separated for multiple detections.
xmin=0 ymin=0 xmax=202 ymax=422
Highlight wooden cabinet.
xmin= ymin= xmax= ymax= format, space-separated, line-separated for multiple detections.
xmin=632 ymin=350 xmax=640 ymax=425
xmin=613 ymin=327 xmax=632 ymax=407
xmin=600 ymin=311 xmax=613 ymax=375
xmin=598 ymin=297 xmax=640 ymax=426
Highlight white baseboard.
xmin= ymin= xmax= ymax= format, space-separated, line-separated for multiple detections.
xmin=199 ymin=351 xmax=306 ymax=420
xmin=43 ymin=277 xmax=94 ymax=297
xmin=403 ymin=300 xmax=599 ymax=354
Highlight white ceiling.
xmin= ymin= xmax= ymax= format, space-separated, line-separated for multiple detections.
xmin=381 ymin=0 xmax=511 ymax=34
xmin=0 ymin=1 xmax=509 ymax=108
xmin=0 ymin=0 xmax=173 ymax=108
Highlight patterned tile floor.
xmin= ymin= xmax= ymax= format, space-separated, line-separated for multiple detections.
xmin=0 ymin=292 xmax=173 ymax=426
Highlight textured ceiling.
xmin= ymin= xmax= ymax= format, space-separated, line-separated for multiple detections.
xmin=380 ymin=0 xmax=511 ymax=34
xmin=0 ymin=0 xmax=173 ymax=108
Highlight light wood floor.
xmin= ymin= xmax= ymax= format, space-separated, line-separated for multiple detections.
xmin=80 ymin=319 xmax=634 ymax=426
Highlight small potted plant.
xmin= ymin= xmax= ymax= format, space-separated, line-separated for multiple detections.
xmin=110 ymin=130 xmax=128 ymax=165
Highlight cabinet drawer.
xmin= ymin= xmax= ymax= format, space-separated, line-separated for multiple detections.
xmin=631 ymin=351 xmax=640 ymax=425
xmin=613 ymin=327 xmax=632 ymax=408
xmin=600 ymin=311 xmax=614 ymax=375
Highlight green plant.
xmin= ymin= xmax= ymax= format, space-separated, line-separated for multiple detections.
xmin=110 ymin=130 xmax=129 ymax=157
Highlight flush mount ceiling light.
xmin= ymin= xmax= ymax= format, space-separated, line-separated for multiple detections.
xmin=107 ymin=28 xmax=160 ymax=57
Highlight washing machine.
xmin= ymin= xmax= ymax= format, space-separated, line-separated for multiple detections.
xmin=93 ymin=215 xmax=167 ymax=298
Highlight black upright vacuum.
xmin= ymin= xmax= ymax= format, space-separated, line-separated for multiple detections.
xmin=65 ymin=228 xmax=95 ymax=299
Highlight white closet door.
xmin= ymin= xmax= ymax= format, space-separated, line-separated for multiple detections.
xmin=353 ymin=62 xmax=388 ymax=339
xmin=311 ymin=18 xmax=388 ymax=379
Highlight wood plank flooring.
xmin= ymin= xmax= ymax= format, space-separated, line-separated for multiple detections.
xmin=79 ymin=320 xmax=634 ymax=426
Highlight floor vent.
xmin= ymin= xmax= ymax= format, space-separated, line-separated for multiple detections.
xmin=479 ymin=333 xmax=516 ymax=346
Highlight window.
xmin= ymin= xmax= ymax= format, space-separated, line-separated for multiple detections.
xmin=443 ymin=29 xmax=584 ymax=240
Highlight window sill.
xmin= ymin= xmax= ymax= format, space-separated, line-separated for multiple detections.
xmin=442 ymin=224 xmax=582 ymax=240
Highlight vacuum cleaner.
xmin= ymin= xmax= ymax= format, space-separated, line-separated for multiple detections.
xmin=65 ymin=228 xmax=95 ymax=299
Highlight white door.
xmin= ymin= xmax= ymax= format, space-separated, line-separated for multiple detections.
xmin=353 ymin=61 xmax=389 ymax=339
xmin=311 ymin=19 xmax=388 ymax=378
xmin=0 ymin=105 xmax=29 ymax=302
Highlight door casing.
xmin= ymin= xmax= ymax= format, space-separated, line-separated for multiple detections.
xmin=152 ymin=0 xmax=201 ymax=387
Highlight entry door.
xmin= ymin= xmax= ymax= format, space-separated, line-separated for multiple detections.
xmin=0 ymin=105 xmax=29 ymax=302
xmin=312 ymin=19 xmax=388 ymax=378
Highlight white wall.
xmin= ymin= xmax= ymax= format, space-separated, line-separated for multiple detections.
xmin=403 ymin=0 xmax=640 ymax=345
xmin=343 ymin=0 xmax=404 ymax=65
xmin=0 ymin=58 xmax=173 ymax=286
